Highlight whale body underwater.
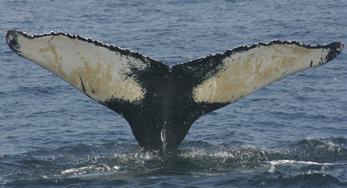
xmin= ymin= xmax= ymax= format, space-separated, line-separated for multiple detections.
xmin=6 ymin=30 xmax=344 ymax=153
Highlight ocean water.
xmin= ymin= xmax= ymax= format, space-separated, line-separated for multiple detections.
xmin=0 ymin=0 xmax=346 ymax=187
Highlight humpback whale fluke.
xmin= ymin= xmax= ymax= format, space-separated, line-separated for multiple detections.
xmin=6 ymin=30 xmax=344 ymax=153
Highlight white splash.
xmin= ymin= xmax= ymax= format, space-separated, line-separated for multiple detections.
xmin=267 ymin=160 xmax=335 ymax=173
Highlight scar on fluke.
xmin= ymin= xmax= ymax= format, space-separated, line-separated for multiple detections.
xmin=6 ymin=30 xmax=344 ymax=153
xmin=282 ymin=69 xmax=289 ymax=75
xmin=79 ymin=74 xmax=90 ymax=98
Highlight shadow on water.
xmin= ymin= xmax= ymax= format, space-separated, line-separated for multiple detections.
xmin=1 ymin=138 xmax=346 ymax=187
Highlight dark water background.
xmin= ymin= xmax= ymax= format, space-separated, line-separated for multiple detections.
xmin=0 ymin=0 xmax=346 ymax=187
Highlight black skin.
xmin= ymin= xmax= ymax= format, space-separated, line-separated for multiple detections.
xmin=104 ymin=56 xmax=228 ymax=153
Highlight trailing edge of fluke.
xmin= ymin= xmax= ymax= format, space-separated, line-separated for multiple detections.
xmin=6 ymin=30 xmax=344 ymax=153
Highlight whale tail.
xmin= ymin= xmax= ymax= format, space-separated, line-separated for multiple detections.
xmin=6 ymin=30 xmax=343 ymax=153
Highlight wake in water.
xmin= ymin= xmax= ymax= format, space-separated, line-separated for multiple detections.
xmin=1 ymin=138 xmax=346 ymax=187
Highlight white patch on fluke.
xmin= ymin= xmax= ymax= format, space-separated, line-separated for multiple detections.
xmin=193 ymin=43 xmax=332 ymax=103
xmin=12 ymin=32 xmax=147 ymax=103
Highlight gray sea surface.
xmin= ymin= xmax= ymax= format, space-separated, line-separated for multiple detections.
xmin=0 ymin=0 xmax=346 ymax=187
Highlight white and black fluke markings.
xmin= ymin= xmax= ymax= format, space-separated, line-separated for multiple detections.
xmin=6 ymin=30 xmax=344 ymax=153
